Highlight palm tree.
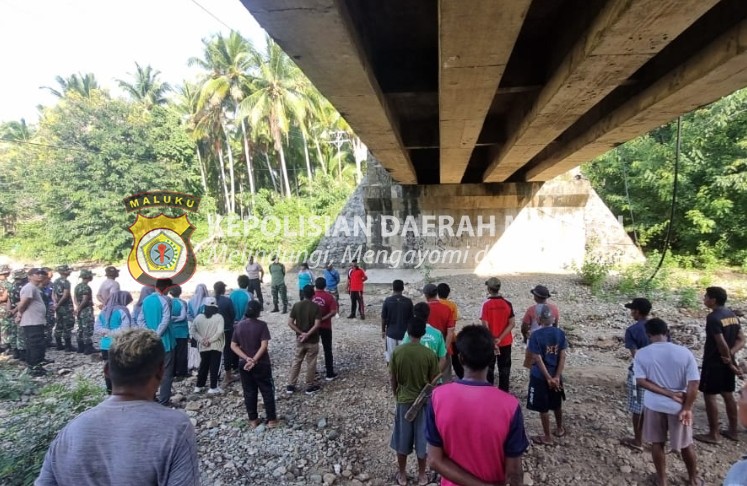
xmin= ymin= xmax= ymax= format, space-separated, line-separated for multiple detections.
xmin=117 ymin=63 xmax=172 ymax=108
xmin=173 ymin=83 xmax=209 ymax=193
xmin=239 ymin=36 xmax=310 ymax=197
xmin=41 ymin=73 xmax=99 ymax=98
xmin=192 ymin=31 xmax=262 ymax=209
xmin=0 ymin=119 xmax=32 ymax=142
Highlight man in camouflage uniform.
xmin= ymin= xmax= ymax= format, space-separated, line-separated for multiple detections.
xmin=74 ymin=269 xmax=95 ymax=354
xmin=0 ymin=265 xmax=12 ymax=353
xmin=53 ymin=265 xmax=75 ymax=352
xmin=8 ymin=269 xmax=28 ymax=360
xmin=40 ymin=267 xmax=56 ymax=347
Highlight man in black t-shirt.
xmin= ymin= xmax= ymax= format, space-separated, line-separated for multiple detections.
xmin=694 ymin=286 xmax=745 ymax=445
xmin=214 ymin=281 xmax=237 ymax=385
xmin=382 ymin=280 xmax=414 ymax=362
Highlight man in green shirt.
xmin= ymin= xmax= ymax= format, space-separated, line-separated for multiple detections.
xmin=52 ymin=265 xmax=75 ymax=352
xmin=74 ymin=270 xmax=95 ymax=354
xmin=268 ymin=256 xmax=288 ymax=314
xmin=286 ymin=285 xmax=322 ymax=394
xmin=389 ymin=317 xmax=440 ymax=486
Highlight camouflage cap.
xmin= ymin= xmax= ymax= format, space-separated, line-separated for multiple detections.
xmin=56 ymin=264 xmax=73 ymax=273
xmin=0 ymin=264 xmax=10 ymax=275
xmin=12 ymin=269 xmax=27 ymax=279
xmin=79 ymin=269 xmax=95 ymax=279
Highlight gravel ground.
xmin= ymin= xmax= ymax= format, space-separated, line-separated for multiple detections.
xmin=3 ymin=272 xmax=747 ymax=486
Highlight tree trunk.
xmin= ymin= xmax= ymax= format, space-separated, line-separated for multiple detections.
xmin=241 ymin=119 xmax=256 ymax=209
xmin=196 ymin=144 xmax=208 ymax=193
xmin=264 ymin=151 xmax=279 ymax=193
xmin=216 ymin=144 xmax=231 ymax=214
xmin=302 ymin=130 xmax=312 ymax=180
xmin=273 ymin=128 xmax=292 ymax=197
xmin=221 ymin=122 xmax=236 ymax=213
xmin=314 ymin=137 xmax=326 ymax=174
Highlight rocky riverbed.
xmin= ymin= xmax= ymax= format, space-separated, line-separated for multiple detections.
xmin=3 ymin=272 xmax=747 ymax=485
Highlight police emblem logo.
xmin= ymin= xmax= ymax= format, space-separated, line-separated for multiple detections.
xmin=123 ymin=192 xmax=200 ymax=286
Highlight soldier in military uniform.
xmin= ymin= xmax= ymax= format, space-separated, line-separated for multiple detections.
xmin=40 ymin=267 xmax=56 ymax=347
xmin=75 ymin=269 xmax=95 ymax=354
xmin=53 ymin=265 xmax=75 ymax=352
xmin=0 ymin=264 xmax=12 ymax=352
xmin=8 ymin=269 xmax=28 ymax=360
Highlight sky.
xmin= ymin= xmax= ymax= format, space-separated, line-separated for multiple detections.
xmin=0 ymin=0 xmax=267 ymax=122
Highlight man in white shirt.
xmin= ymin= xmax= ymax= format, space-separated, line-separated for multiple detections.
xmin=245 ymin=256 xmax=265 ymax=307
xmin=634 ymin=318 xmax=701 ymax=486
xmin=97 ymin=266 xmax=121 ymax=309
xmin=16 ymin=268 xmax=49 ymax=376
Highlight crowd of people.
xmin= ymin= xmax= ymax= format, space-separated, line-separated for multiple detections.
xmin=0 ymin=259 xmax=746 ymax=485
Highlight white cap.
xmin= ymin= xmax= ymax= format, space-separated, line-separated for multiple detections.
xmin=203 ymin=297 xmax=218 ymax=308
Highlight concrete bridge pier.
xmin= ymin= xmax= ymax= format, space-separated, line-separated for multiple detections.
xmin=316 ymin=156 xmax=642 ymax=275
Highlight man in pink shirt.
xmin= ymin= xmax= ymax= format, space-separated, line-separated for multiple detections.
xmin=426 ymin=325 xmax=529 ymax=486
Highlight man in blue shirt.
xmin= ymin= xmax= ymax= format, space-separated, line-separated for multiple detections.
xmin=230 ymin=276 xmax=253 ymax=322
xmin=621 ymin=297 xmax=652 ymax=451
xmin=137 ymin=278 xmax=174 ymax=405
xmin=323 ymin=263 xmax=340 ymax=312
xmin=527 ymin=304 xmax=568 ymax=445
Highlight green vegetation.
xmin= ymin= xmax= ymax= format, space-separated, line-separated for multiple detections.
xmin=0 ymin=33 xmax=360 ymax=266
xmin=584 ymin=88 xmax=747 ymax=269
xmin=0 ymin=376 xmax=105 ymax=485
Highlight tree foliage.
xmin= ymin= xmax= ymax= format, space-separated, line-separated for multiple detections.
xmin=583 ymin=88 xmax=747 ymax=267
xmin=0 ymin=31 xmax=361 ymax=266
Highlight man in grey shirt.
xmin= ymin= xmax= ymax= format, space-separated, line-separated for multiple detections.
xmin=96 ymin=266 xmax=121 ymax=309
xmin=16 ymin=268 xmax=48 ymax=375
xmin=36 ymin=328 xmax=200 ymax=486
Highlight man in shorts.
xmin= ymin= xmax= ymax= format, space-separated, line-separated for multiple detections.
xmin=634 ymin=318 xmax=701 ymax=486
xmin=389 ymin=317 xmax=439 ymax=486
xmin=621 ymin=297 xmax=653 ymax=451
xmin=526 ymin=304 xmax=567 ymax=445
xmin=694 ymin=286 xmax=744 ymax=444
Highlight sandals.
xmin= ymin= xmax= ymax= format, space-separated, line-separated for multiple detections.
xmin=620 ymin=437 xmax=644 ymax=452
xmin=554 ymin=427 xmax=567 ymax=438
xmin=693 ymin=433 xmax=720 ymax=445
xmin=531 ymin=435 xmax=554 ymax=446
xmin=394 ymin=472 xmax=407 ymax=486
xmin=720 ymin=429 xmax=740 ymax=442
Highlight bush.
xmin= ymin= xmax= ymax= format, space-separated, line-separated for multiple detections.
xmin=0 ymin=368 xmax=36 ymax=400
xmin=0 ymin=378 xmax=105 ymax=485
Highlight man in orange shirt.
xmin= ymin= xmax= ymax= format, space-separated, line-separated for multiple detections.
xmin=423 ymin=283 xmax=455 ymax=380
xmin=480 ymin=277 xmax=515 ymax=392
xmin=437 ymin=283 xmax=462 ymax=378
xmin=346 ymin=260 xmax=368 ymax=320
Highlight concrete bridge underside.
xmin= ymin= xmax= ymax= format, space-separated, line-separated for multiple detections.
xmin=241 ymin=0 xmax=747 ymax=186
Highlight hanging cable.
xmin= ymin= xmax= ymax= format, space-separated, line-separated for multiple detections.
xmin=620 ymin=149 xmax=640 ymax=249
xmin=647 ymin=115 xmax=682 ymax=283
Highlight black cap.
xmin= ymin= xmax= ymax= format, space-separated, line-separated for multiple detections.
xmin=530 ymin=285 xmax=551 ymax=299
xmin=624 ymin=298 xmax=652 ymax=314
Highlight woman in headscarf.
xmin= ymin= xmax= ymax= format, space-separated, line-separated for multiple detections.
xmin=131 ymin=286 xmax=154 ymax=325
xmin=188 ymin=284 xmax=209 ymax=321
xmin=94 ymin=290 xmax=134 ymax=394
xmin=187 ymin=284 xmax=209 ymax=372
xmin=190 ymin=297 xmax=226 ymax=394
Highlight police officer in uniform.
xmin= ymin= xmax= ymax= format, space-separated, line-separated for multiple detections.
xmin=40 ymin=267 xmax=56 ymax=348
xmin=0 ymin=264 xmax=12 ymax=352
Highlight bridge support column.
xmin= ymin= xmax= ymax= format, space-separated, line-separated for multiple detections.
xmin=317 ymin=156 xmax=642 ymax=274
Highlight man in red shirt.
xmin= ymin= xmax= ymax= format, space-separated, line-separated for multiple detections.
xmin=423 ymin=283 xmax=455 ymax=380
xmin=346 ymin=260 xmax=367 ymax=320
xmin=312 ymin=277 xmax=339 ymax=381
xmin=480 ymin=277 xmax=515 ymax=392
